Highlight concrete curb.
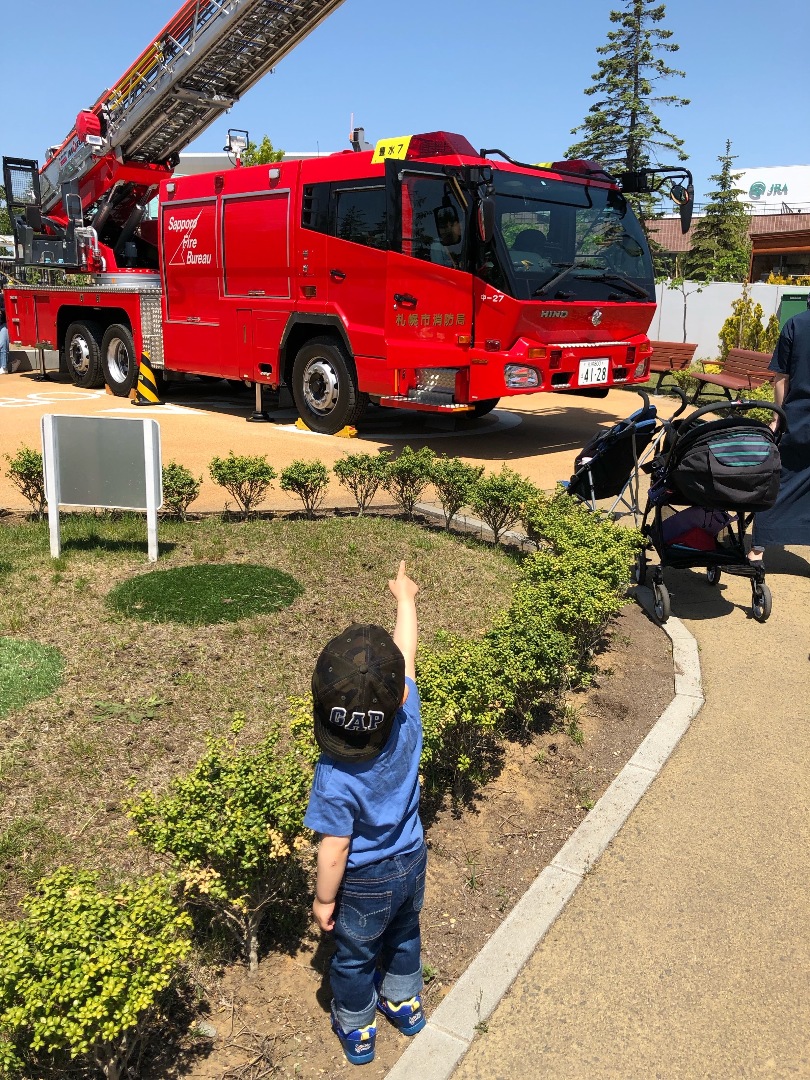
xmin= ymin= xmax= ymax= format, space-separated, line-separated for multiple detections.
xmin=384 ymin=588 xmax=703 ymax=1080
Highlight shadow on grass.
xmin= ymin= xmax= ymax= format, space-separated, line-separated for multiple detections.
xmin=59 ymin=535 xmax=179 ymax=556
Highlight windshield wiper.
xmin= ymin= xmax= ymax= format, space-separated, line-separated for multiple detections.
xmin=532 ymin=262 xmax=576 ymax=298
xmin=588 ymin=271 xmax=651 ymax=299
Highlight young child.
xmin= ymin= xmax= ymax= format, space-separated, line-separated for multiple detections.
xmin=303 ymin=560 xmax=426 ymax=1065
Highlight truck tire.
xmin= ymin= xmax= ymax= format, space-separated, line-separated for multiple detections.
xmin=472 ymin=398 xmax=500 ymax=418
xmin=291 ymin=337 xmax=368 ymax=435
xmin=101 ymin=323 xmax=138 ymax=397
xmin=64 ymin=321 xmax=105 ymax=388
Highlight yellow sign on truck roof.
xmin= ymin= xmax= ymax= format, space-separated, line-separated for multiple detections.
xmin=371 ymin=136 xmax=412 ymax=164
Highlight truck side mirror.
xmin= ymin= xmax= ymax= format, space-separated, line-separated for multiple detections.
xmin=477 ymin=194 xmax=495 ymax=243
xmin=672 ymin=182 xmax=694 ymax=233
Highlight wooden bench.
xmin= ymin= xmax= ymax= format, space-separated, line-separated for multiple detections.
xmin=690 ymin=349 xmax=774 ymax=404
xmin=648 ymin=341 xmax=698 ymax=394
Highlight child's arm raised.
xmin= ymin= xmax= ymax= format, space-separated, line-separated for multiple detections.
xmin=312 ymin=834 xmax=350 ymax=932
xmin=389 ymin=560 xmax=418 ymax=681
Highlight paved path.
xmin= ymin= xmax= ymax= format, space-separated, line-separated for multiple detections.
xmin=443 ymin=549 xmax=810 ymax=1079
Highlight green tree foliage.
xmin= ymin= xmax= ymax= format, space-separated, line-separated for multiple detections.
xmin=240 ymin=135 xmax=284 ymax=166
xmin=127 ymin=718 xmax=313 ymax=971
xmin=333 ymin=451 xmax=390 ymax=514
xmin=4 ymin=446 xmax=46 ymax=520
xmin=684 ymin=140 xmax=751 ymax=282
xmin=469 ymin=467 xmax=537 ymax=545
xmin=161 ymin=461 xmax=202 ymax=520
xmin=430 ymin=456 xmax=484 ymax=529
xmin=718 ymin=285 xmax=780 ymax=358
xmin=209 ymin=452 xmax=276 ymax=516
xmin=279 ymin=459 xmax=330 ymax=519
xmin=383 ymin=446 xmax=435 ymax=517
xmin=0 ymin=868 xmax=191 ymax=1079
xmin=0 ymin=195 xmax=10 ymax=235
xmin=567 ymin=0 xmax=689 ymax=228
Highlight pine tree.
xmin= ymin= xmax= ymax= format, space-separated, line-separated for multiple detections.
xmin=683 ymin=140 xmax=751 ymax=282
xmin=567 ymin=1 xmax=689 ymax=225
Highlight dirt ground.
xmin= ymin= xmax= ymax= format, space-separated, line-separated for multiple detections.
xmin=141 ymin=600 xmax=673 ymax=1080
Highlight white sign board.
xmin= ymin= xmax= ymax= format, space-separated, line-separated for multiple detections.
xmin=41 ymin=415 xmax=162 ymax=561
xmin=737 ymin=165 xmax=810 ymax=213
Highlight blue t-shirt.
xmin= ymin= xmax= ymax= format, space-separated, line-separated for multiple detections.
xmin=303 ymin=677 xmax=423 ymax=870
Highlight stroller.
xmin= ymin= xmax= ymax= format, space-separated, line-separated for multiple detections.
xmin=565 ymin=389 xmax=688 ymax=524
xmin=635 ymin=399 xmax=786 ymax=624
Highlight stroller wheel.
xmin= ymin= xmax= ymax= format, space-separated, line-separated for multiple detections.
xmin=633 ymin=551 xmax=647 ymax=586
xmin=751 ymin=582 xmax=772 ymax=623
xmin=706 ymin=565 xmax=721 ymax=586
xmin=653 ymin=580 xmax=671 ymax=624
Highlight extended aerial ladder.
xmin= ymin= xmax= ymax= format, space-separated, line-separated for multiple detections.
xmin=3 ymin=0 xmax=345 ymax=269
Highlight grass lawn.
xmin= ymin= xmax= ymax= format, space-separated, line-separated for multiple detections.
xmin=0 ymin=511 xmax=517 ymax=914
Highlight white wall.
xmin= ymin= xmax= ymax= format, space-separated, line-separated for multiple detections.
xmin=651 ymin=282 xmax=809 ymax=360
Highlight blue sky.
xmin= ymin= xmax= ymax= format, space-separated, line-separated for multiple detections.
xmin=1 ymin=0 xmax=807 ymax=203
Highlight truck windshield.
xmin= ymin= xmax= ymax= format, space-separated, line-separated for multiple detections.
xmin=491 ymin=172 xmax=655 ymax=302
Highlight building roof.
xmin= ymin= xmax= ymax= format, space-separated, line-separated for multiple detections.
xmin=649 ymin=213 xmax=810 ymax=254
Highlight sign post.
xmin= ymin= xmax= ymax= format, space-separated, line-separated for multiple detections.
xmin=41 ymin=415 xmax=163 ymax=561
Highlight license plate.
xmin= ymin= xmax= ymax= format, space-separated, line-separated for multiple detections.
xmin=579 ymin=358 xmax=609 ymax=386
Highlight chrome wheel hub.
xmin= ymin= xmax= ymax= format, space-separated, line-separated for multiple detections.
xmin=303 ymin=358 xmax=339 ymax=415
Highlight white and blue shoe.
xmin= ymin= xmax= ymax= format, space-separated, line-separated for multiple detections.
xmin=330 ymin=1005 xmax=376 ymax=1065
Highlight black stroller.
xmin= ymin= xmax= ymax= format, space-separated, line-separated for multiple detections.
xmin=634 ymin=400 xmax=787 ymax=624
xmin=565 ymin=390 xmax=688 ymax=524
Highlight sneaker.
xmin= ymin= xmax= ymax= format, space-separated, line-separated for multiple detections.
xmin=330 ymin=1006 xmax=376 ymax=1065
xmin=376 ymin=990 xmax=426 ymax=1036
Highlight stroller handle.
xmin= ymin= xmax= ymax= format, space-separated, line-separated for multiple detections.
xmin=630 ymin=384 xmax=689 ymax=418
xmin=678 ymin=398 xmax=788 ymax=437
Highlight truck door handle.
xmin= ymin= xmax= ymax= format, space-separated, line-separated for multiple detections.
xmin=330 ymin=268 xmax=346 ymax=281
xmin=394 ymin=293 xmax=417 ymax=308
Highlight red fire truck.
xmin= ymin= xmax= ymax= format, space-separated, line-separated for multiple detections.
xmin=2 ymin=0 xmax=693 ymax=434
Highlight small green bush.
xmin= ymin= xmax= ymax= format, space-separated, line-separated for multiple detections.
xmin=4 ymin=446 xmax=46 ymax=520
xmin=333 ymin=451 xmax=390 ymax=514
xmin=209 ymin=452 xmax=276 ymax=516
xmin=0 ymin=637 xmax=64 ymax=719
xmin=127 ymin=718 xmax=314 ymax=970
xmin=469 ymin=466 xmax=537 ymax=544
xmin=161 ymin=461 xmax=201 ymax=520
xmin=279 ymin=459 xmax=330 ymax=518
xmin=430 ymin=456 xmax=484 ymax=528
xmin=738 ymin=382 xmax=779 ymax=426
xmin=383 ymin=446 xmax=436 ymax=517
xmin=0 ymin=868 xmax=191 ymax=1079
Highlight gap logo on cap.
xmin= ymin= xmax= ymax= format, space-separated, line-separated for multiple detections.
xmin=328 ymin=707 xmax=385 ymax=732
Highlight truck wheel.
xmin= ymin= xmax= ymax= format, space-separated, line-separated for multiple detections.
xmin=291 ymin=337 xmax=368 ymax=435
xmin=472 ymin=398 xmax=500 ymax=418
xmin=64 ymin=321 xmax=104 ymax=388
xmin=101 ymin=324 xmax=138 ymax=397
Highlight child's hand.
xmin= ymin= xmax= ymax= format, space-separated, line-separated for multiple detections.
xmin=388 ymin=560 xmax=419 ymax=602
xmin=313 ymin=897 xmax=336 ymax=932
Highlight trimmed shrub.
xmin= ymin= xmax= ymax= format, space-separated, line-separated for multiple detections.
xmin=383 ymin=446 xmax=435 ymax=517
xmin=333 ymin=451 xmax=390 ymax=514
xmin=127 ymin=718 xmax=314 ymax=971
xmin=430 ymin=456 xmax=484 ymax=528
xmin=0 ymin=868 xmax=191 ymax=1080
xmin=209 ymin=452 xmax=276 ymax=516
xmin=161 ymin=461 xmax=201 ymax=520
xmin=4 ymin=446 xmax=46 ymax=520
xmin=279 ymin=459 xmax=330 ymax=518
xmin=469 ymin=466 xmax=537 ymax=544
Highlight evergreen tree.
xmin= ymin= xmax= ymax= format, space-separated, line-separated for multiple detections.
xmin=567 ymin=0 xmax=689 ymax=228
xmin=683 ymin=140 xmax=751 ymax=282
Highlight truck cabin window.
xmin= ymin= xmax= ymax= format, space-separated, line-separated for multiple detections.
xmin=493 ymin=173 xmax=654 ymax=302
xmin=333 ymin=185 xmax=387 ymax=250
xmin=401 ymin=176 xmax=466 ymax=269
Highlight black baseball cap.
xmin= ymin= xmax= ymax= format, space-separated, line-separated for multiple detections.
xmin=312 ymin=623 xmax=406 ymax=763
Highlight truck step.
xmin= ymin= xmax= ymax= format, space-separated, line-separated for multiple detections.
xmin=378 ymin=395 xmax=473 ymax=413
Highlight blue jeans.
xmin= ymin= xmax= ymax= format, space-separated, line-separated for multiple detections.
xmin=0 ymin=325 xmax=8 ymax=373
xmin=331 ymin=842 xmax=427 ymax=1031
